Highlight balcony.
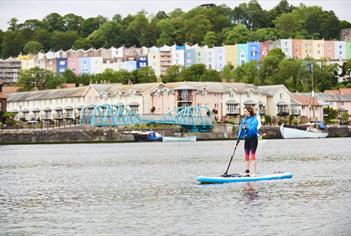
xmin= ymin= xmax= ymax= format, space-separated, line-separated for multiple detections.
xmin=277 ymin=108 xmax=289 ymax=116
xmin=177 ymin=95 xmax=194 ymax=102
xmin=53 ymin=114 xmax=63 ymax=120
xmin=291 ymin=109 xmax=301 ymax=116
xmin=226 ymin=107 xmax=240 ymax=115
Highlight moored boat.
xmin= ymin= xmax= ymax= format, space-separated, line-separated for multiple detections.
xmin=280 ymin=122 xmax=328 ymax=139
xmin=162 ymin=136 xmax=197 ymax=142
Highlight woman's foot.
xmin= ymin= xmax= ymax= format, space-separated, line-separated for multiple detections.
xmin=243 ymin=169 xmax=250 ymax=177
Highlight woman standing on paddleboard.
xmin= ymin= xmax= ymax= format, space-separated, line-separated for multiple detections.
xmin=239 ymin=106 xmax=258 ymax=177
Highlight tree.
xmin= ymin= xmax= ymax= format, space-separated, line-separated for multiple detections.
xmin=180 ymin=64 xmax=207 ymax=81
xmin=184 ymin=14 xmax=212 ymax=44
xmin=225 ymin=24 xmax=251 ymax=44
xmin=202 ymin=31 xmax=218 ymax=47
xmin=131 ymin=67 xmax=157 ymax=84
xmin=23 ymin=41 xmax=43 ymax=54
xmin=156 ymin=18 xmax=174 ymax=46
xmin=268 ymin=0 xmax=294 ymax=23
xmin=274 ymin=11 xmax=302 ymax=38
xmin=80 ymin=16 xmax=107 ymax=37
xmin=51 ymin=31 xmax=80 ymax=51
xmin=221 ymin=64 xmax=235 ymax=82
xmin=73 ymin=38 xmax=92 ymax=50
xmin=1 ymin=31 xmax=26 ymax=58
xmin=43 ymin=13 xmax=64 ymax=32
xmin=161 ymin=65 xmax=182 ymax=83
xmin=21 ymin=19 xmax=44 ymax=31
xmin=127 ymin=12 xmax=149 ymax=46
xmin=323 ymin=107 xmax=338 ymax=124
xmin=7 ymin=18 xmax=19 ymax=31
xmin=202 ymin=69 xmax=221 ymax=82
xmin=233 ymin=60 xmax=259 ymax=84
xmin=61 ymin=69 xmax=78 ymax=84
xmin=17 ymin=67 xmax=64 ymax=91
xmin=62 ymin=13 xmax=84 ymax=32
xmin=88 ymin=21 xmax=124 ymax=48
xmin=31 ymin=29 xmax=52 ymax=51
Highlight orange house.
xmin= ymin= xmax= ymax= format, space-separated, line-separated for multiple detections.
xmin=292 ymin=39 xmax=303 ymax=59
xmin=324 ymin=41 xmax=335 ymax=60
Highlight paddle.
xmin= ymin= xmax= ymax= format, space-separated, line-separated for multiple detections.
xmin=221 ymin=127 xmax=244 ymax=177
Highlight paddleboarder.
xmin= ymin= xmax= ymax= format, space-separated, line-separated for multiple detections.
xmin=239 ymin=106 xmax=259 ymax=177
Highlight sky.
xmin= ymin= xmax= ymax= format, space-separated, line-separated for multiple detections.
xmin=0 ymin=0 xmax=350 ymax=30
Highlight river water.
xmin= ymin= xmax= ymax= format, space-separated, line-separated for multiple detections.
xmin=0 ymin=138 xmax=350 ymax=236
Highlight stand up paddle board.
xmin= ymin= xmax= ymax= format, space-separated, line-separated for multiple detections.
xmin=196 ymin=172 xmax=293 ymax=184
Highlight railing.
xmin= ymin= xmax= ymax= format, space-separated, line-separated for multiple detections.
xmin=291 ymin=109 xmax=301 ymax=116
xmin=177 ymin=95 xmax=194 ymax=102
xmin=226 ymin=108 xmax=240 ymax=115
xmin=277 ymin=108 xmax=289 ymax=116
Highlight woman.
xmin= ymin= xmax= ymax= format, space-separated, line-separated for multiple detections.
xmin=239 ymin=106 xmax=259 ymax=177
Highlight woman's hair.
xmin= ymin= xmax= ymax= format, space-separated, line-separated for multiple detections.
xmin=244 ymin=106 xmax=255 ymax=116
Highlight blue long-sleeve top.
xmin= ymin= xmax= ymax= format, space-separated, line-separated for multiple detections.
xmin=238 ymin=115 xmax=258 ymax=139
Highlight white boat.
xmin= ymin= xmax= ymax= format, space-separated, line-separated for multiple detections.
xmin=162 ymin=136 xmax=197 ymax=142
xmin=280 ymin=123 xmax=328 ymax=139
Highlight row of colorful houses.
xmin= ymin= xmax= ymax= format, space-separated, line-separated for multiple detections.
xmin=2 ymin=39 xmax=349 ymax=83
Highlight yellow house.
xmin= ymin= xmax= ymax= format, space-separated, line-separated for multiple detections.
xmin=312 ymin=40 xmax=325 ymax=60
xmin=302 ymin=40 xmax=313 ymax=58
xmin=224 ymin=45 xmax=238 ymax=68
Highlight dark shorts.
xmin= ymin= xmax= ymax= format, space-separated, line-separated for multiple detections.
xmin=244 ymin=136 xmax=258 ymax=157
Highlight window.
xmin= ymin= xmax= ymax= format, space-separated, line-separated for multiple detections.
xmin=130 ymin=105 xmax=139 ymax=112
xmin=280 ymin=93 xmax=283 ymax=99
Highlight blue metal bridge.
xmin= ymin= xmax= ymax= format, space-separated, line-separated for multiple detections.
xmin=79 ymin=104 xmax=212 ymax=131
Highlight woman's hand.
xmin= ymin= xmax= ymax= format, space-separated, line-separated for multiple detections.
xmin=242 ymin=124 xmax=246 ymax=129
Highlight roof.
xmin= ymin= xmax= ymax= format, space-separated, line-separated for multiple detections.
xmin=339 ymin=88 xmax=351 ymax=95
xmin=7 ymin=86 xmax=89 ymax=102
xmin=258 ymin=85 xmax=291 ymax=96
xmin=292 ymin=94 xmax=320 ymax=106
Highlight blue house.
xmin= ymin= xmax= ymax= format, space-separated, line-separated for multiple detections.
xmin=79 ymin=57 xmax=91 ymax=75
xmin=237 ymin=44 xmax=249 ymax=66
xmin=184 ymin=48 xmax=195 ymax=67
xmin=247 ymin=42 xmax=261 ymax=62
xmin=56 ymin=58 xmax=68 ymax=73
xmin=137 ymin=56 xmax=148 ymax=69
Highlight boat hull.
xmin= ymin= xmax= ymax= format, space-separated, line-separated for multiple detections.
xmin=280 ymin=125 xmax=328 ymax=139
xmin=162 ymin=136 xmax=197 ymax=142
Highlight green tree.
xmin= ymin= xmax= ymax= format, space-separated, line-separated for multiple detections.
xmin=184 ymin=14 xmax=212 ymax=44
xmin=21 ymin=19 xmax=44 ymax=31
xmin=221 ymin=64 xmax=235 ymax=82
xmin=233 ymin=60 xmax=260 ymax=84
xmin=51 ymin=31 xmax=80 ymax=50
xmin=131 ymin=67 xmax=157 ymax=84
xmin=202 ymin=31 xmax=218 ymax=47
xmin=31 ymin=29 xmax=52 ymax=51
xmin=7 ymin=18 xmax=19 ymax=31
xmin=80 ymin=16 xmax=107 ymax=37
xmin=61 ymin=69 xmax=78 ymax=84
xmin=17 ymin=67 xmax=64 ymax=91
xmin=73 ymin=38 xmax=92 ymax=50
xmin=161 ymin=65 xmax=182 ymax=83
xmin=202 ymin=69 xmax=221 ymax=82
xmin=62 ymin=13 xmax=84 ymax=32
xmin=43 ymin=13 xmax=64 ymax=32
xmin=1 ymin=31 xmax=26 ymax=58
xmin=127 ymin=12 xmax=149 ymax=46
xmin=23 ymin=41 xmax=43 ymax=54
xmin=323 ymin=107 xmax=338 ymax=124
xmin=225 ymin=24 xmax=251 ymax=44
xmin=180 ymin=64 xmax=207 ymax=81
xmin=88 ymin=21 xmax=124 ymax=48
xmin=156 ymin=18 xmax=174 ymax=46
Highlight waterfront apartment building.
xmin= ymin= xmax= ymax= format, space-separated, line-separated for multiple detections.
xmin=0 ymin=58 xmax=21 ymax=84
xmin=7 ymin=82 xmax=298 ymax=124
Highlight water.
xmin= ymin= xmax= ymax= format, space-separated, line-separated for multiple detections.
xmin=0 ymin=138 xmax=350 ymax=236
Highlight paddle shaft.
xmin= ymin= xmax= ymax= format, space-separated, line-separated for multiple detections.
xmin=224 ymin=138 xmax=241 ymax=175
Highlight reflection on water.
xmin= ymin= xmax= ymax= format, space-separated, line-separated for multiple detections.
xmin=0 ymin=138 xmax=351 ymax=235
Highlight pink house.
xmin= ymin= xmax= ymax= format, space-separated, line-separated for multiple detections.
xmin=324 ymin=41 xmax=335 ymax=60
xmin=293 ymin=94 xmax=323 ymax=121
xmin=67 ymin=57 xmax=80 ymax=76
xmin=292 ymin=39 xmax=303 ymax=59
xmin=260 ymin=42 xmax=270 ymax=61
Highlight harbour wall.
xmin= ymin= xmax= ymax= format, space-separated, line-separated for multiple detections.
xmin=0 ymin=125 xmax=350 ymax=144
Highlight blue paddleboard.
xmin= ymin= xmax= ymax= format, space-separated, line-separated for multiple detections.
xmin=196 ymin=172 xmax=293 ymax=184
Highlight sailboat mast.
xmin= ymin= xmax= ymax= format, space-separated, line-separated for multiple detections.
xmin=308 ymin=62 xmax=316 ymax=121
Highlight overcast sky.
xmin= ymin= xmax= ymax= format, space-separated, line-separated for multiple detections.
xmin=0 ymin=0 xmax=350 ymax=30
